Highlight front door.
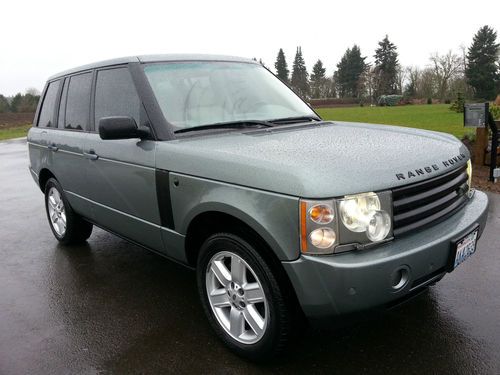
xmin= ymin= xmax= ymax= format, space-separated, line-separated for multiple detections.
xmin=83 ymin=66 xmax=163 ymax=251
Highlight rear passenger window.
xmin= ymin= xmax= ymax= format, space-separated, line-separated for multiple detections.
xmin=94 ymin=68 xmax=140 ymax=127
xmin=65 ymin=72 xmax=92 ymax=131
xmin=37 ymin=80 xmax=60 ymax=127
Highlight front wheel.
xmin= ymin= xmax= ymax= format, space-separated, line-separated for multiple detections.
xmin=197 ymin=233 xmax=294 ymax=361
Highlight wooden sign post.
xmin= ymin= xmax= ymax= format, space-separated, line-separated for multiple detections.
xmin=464 ymin=103 xmax=489 ymax=166
xmin=473 ymin=128 xmax=489 ymax=165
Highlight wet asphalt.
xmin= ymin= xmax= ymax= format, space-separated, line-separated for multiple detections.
xmin=0 ymin=138 xmax=499 ymax=374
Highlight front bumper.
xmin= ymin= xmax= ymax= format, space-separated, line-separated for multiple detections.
xmin=283 ymin=191 xmax=489 ymax=322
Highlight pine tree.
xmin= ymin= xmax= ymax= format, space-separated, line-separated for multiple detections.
xmin=310 ymin=60 xmax=326 ymax=98
xmin=373 ymin=35 xmax=399 ymax=99
xmin=465 ymin=25 xmax=500 ymax=100
xmin=10 ymin=93 xmax=22 ymax=113
xmin=274 ymin=48 xmax=289 ymax=83
xmin=0 ymin=95 xmax=10 ymax=113
xmin=290 ymin=47 xmax=310 ymax=98
xmin=335 ymin=45 xmax=367 ymax=98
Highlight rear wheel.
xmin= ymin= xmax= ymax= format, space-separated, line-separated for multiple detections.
xmin=44 ymin=178 xmax=93 ymax=245
xmin=197 ymin=233 xmax=295 ymax=361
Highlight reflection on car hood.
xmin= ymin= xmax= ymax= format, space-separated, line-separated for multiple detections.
xmin=156 ymin=121 xmax=469 ymax=198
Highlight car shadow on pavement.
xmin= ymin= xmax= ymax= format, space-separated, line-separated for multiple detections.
xmin=44 ymin=230 xmax=493 ymax=375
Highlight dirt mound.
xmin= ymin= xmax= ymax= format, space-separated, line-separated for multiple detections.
xmin=0 ymin=113 xmax=35 ymax=128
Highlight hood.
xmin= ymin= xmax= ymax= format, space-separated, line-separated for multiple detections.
xmin=156 ymin=122 xmax=469 ymax=198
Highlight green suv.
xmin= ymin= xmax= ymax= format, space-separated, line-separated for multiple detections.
xmin=28 ymin=55 xmax=489 ymax=360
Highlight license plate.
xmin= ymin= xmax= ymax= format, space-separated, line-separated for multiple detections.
xmin=449 ymin=226 xmax=479 ymax=270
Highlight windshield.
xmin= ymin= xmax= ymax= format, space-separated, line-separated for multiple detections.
xmin=143 ymin=61 xmax=316 ymax=131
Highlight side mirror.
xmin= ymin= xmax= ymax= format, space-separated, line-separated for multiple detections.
xmin=98 ymin=116 xmax=151 ymax=140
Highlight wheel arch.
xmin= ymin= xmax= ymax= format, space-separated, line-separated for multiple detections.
xmin=38 ymin=168 xmax=57 ymax=192
xmin=184 ymin=209 xmax=302 ymax=314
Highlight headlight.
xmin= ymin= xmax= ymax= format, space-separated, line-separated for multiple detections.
xmin=338 ymin=192 xmax=392 ymax=243
xmin=466 ymin=159 xmax=472 ymax=190
xmin=339 ymin=192 xmax=381 ymax=232
xmin=300 ymin=192 xmax=392 ymax=255
xmin=366 ymin=210 xmax=391 ymax=241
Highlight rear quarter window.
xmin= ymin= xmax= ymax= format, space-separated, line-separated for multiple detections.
xmin=37 ymin=80 xmax=61 ymax=127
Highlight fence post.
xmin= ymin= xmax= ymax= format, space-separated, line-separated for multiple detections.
xmin=473 ymin=128 xmax=488 ymax=166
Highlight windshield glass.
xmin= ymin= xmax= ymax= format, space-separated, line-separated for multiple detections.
xmin=143 ymin=62 xmax=316 ymax=130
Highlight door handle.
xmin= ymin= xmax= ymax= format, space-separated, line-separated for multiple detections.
xmin=48 ymin=144 xmax=59 ymax=152
xmin=83 ymin=151 xmax=99 ymax=161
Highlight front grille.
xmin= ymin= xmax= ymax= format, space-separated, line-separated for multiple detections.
xmin=392 ymin=165 xmax=469 ymax=236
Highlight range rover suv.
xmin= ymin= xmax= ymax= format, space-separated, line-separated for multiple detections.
xmin=28 ymin=55 xmax=489 ymax=360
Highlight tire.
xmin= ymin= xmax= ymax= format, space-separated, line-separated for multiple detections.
xmin=44 ymin=178 xmax=93 ymax=245
xmin=197 ymin=232 xmax=294 ymax=361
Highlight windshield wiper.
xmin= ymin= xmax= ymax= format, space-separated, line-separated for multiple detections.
xmin=268 ymin=116 xmax=322 ymax=125
xmin=174 ymin=120 xmax=274 ymax=134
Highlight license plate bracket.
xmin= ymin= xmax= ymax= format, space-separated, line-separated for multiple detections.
xmin=447 ymin=224 xmax=479 ymax=272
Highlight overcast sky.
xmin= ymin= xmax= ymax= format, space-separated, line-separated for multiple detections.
xmin=1 ymin=0 xmax=498 ymax=96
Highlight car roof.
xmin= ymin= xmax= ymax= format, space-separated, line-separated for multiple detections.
xmin=48 ymin=54 xmax=258 ymax=80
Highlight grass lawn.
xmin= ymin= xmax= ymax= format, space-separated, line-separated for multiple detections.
xmin=0 ymin=105 xmax=475 ymax=140
xmin=316 ymin=104 xmax=475 ymax=139
xmin=0 ymin=125 xmax=31 ymax=141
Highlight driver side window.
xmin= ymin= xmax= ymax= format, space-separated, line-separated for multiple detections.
xmin=94 ymin=67 xmax=141 ymax=130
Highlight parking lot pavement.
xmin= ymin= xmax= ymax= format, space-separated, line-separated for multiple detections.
xmin=1 ymin=138 xmax=499 ymax=374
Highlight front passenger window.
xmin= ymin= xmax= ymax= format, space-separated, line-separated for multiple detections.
xmin=94 ymin=67 xmax=141 ymax=127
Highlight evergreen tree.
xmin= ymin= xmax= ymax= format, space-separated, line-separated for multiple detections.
xmin=18 ymin=93 xmax=40 ymax=112
xmin=0 ymin=95 xmax=10 ymax=113
xmin=335 ymin=45 xmax=367 ymax=98
xmin=373 ymin=35 xmax=399 ymax=98
xmin=290 ymin=47 xmax=310 ymax=98
xmin=465 ymin=25 xmax=500 ymax=100
xmin=10 ymin=93 xmax=22 ymax=113
xmin=274 ymin=48 xmax=289 ymax=83
xmin=310 ymin=59 xmax=326 ymax=98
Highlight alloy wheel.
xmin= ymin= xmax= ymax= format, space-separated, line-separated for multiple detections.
xmin=205 ymin=251 xmax=268 ymax=344
xmin=47 ymin=187 xmax=66 ymax=236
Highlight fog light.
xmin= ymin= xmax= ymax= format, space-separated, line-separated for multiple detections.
xmin=366 ymin=210 xmax=391 ymax=242
xmin=309 ymin=228 xmax=336 ymax=249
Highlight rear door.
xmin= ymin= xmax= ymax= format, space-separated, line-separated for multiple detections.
xmin=84 ymin=66 xmax=162 ymax=251
xmin=28 ymin=79 xmax=61 ymax=177
xmin=49 ymin=72 xmax=93 ymax=217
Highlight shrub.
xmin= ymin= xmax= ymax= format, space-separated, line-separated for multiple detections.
xmin=490 ymin=104 xmax=500 ymax=120
xmin=449 ymin=92 xmax=465 ymax=113
xmin=427 ymin=97 xmax=432 ymax=105
xmin=378 ymin=95 xmax=403 ymax=106
xmin=309 ymin=98 xmax=359 ymax=107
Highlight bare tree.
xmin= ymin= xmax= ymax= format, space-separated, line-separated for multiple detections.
xmin=419 ymin=67 xmax=437 ymax=99
xmin=429 ymin=51 xmax=462 ymax=100
xmin=404 ymin=66 xmax=420 ymax=97
xmin=360 ymin=66 xmax=376 ymax=104
xmin=25 ymin=87 xmax=41 ymax=96
xmin=395 ymin=66 xmax=407 ymax=94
